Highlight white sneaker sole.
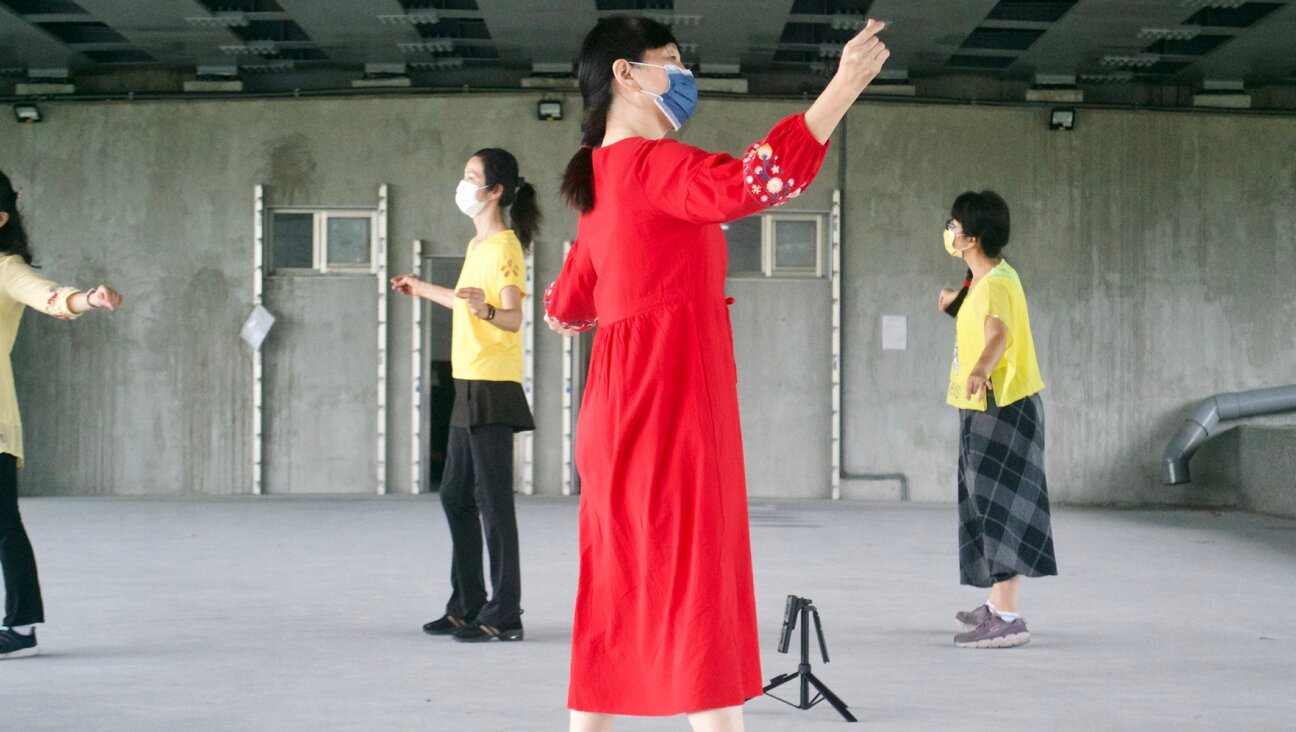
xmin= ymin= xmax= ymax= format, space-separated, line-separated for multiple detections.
xmin=0 ymin=646 xmax=39 ymax=659
xmin=956 ymin=632 xmax=1030 ymax=649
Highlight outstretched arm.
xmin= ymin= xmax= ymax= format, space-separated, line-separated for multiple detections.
xmin=391 ymin=274 xmax=456 ymax=310
xmin=1 ymin=258 xmax=121 ymax=320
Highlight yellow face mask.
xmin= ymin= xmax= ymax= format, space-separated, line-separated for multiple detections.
xmin=943 ymin=228 xmax=961 ymax=257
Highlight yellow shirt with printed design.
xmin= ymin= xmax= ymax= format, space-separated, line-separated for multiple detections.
xmin=0 ymin=254 xmax=83 ymax=466
xmin=451 ymin=230 xmax=527 ymax=383
xmin=947 ymin=260 xmax=1044 ymax=411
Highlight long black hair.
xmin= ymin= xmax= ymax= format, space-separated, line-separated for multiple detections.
xmin=943 ymin=190 xmax=1010 ymax=318
xmin=560 ymin=15 xmax=678 ymax=213
xmin=0 ymin=170 xmax=34 ymax=265
xmin=474 ymin=147 xmax=542 ymax=251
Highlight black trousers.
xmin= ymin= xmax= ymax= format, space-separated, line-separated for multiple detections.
xmin=0 ymin=453 xmax=43 ymax=627
xmin=440 ymin=425 xmax=522 ymax=627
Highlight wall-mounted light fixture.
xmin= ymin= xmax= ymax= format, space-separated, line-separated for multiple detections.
xmin=13 ymin=104 xmax=41 ymax=123
xmin=1049 ymin=108 xmax=1075 ymax=131
xmin=537 ymin=99 xmax=563 ymax=121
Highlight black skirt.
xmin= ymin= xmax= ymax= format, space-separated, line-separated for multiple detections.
xmin=449 ymin=379 xmax=535 ymax=433
xmin=957 ymin=390 xmax=1057 ymax=588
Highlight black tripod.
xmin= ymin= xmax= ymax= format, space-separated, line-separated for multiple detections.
xmin=763 ymin=595 xmax=857 ymax=723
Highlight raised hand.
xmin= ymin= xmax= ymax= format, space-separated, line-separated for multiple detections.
xmin=835 ymin=19 xmax=891 ymax=93
xmin=804 ymin=19 xmax=891 ymax=143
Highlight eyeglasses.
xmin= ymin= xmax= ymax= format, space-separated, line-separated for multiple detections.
xmin=945 ymin=219 xmax=962 ymax=235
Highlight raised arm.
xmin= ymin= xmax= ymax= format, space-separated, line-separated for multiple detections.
xmin=803 ymin=19 xmax=890 ymax=144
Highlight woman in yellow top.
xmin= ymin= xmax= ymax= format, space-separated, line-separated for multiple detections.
xmin=391 ymin=148 xmax=538 ymax=643
xmin=0 ymin=170 xmax=122 ymax=660
xmin=937 ymin=190 xmax=1056 ymax=650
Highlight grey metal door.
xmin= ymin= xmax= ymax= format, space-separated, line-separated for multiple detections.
xmin=263 ymin=275 xmax=379 ymax=494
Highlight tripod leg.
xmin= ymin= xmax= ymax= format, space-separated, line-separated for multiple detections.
xmin=763 ymin=673 xmax=797 ymax=695
xmin=806 ymin=672 xmax=858 ymax=723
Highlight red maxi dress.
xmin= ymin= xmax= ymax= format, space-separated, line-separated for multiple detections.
xmin=545 ymin=114 xmax=830 ymax=715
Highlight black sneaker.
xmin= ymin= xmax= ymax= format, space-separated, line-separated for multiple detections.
xmin=0 ymin=629 xmax=38 ymax=660
xmin=453 ymin=620 xmax=523 ymax=643
xmin=422 ymin=615 xmax=469 ymax=636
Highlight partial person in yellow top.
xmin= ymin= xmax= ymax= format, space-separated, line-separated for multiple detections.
xmin=390 ymin=148 xmax=539 ymax=644
xmin=936 ymin=190 xmax=1057 ymax=651
xmin=0 ymin=170 xmax=122 ymax=661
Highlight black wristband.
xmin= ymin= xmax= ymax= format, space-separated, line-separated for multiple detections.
xmin=485 ymin=304 xmax=496 ymax=321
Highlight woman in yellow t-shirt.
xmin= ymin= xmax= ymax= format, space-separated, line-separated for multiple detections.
xmin=936 ymin=190 xmax=1056 ymax=650
xmin=391 ymin=148 xmax=539 ymax=643
xmin=0 ymin=170 xmax=123 ymax=661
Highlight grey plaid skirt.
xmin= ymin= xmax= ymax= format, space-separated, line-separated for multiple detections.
xmin=957 ymin=390 xmax=1057 ymax=588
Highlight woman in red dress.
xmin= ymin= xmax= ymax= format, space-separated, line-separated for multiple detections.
xmin=545 ymin=15 xmax=889 ymax=731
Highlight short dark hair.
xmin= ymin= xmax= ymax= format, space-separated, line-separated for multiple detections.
xmin=950 ymin=190 xmax=1010 ymax=258
xmin=943 ymin=191 xmax=1011 ymax=318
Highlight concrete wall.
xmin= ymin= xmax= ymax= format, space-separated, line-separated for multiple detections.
xmin=1189 ymin=423 xmax=1296 ymax=518
xmin=3 ymin=93 xmax=1293 ymax=504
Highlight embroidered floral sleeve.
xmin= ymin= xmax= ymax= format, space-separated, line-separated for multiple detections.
xmin=637 ymin=113 xmax=831 ymax=225
xmin=544 ymin=239 xmax=598 ymax=332
xmin=0 ymin=256 xmax=82 ymax=321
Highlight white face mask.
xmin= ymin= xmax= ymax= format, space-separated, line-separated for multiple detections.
xmin=456 ymin=179 xmax=488 ymax=218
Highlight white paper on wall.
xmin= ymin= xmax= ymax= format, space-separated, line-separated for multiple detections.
xmin=241 ymin=304 xmax=276 ymax=351
xmin=881 ymin=315 xmax=907 ymax=351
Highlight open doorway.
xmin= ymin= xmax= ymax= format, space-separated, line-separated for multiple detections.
xmin=418 ymin=255 xmax=464 ymax=493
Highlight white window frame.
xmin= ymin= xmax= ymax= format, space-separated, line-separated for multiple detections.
xmin=725 ymin=211 xmax=827 ymax=279
xmin=269 ymin=208 xmax=379 ymax=274
xmin=764 ymin=213 xmax=824 ymax=278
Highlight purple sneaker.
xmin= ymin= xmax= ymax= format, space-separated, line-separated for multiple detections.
xmin=955 ymin=604 xmax=992 ymax=632
xmin=954 ymin=614 xmax=1030 ymax=649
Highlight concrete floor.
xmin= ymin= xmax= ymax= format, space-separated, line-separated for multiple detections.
xmin=5 ymin=496 xmax=1294 ymax=731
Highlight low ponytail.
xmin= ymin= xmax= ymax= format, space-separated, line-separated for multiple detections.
xmin=510 ymin=180 xmax=542 ymax=252
xmin=944 ymin=268 xmax=972 ymax=318
xmin=560 ymin=77 xmax=610 ymax=213
xmin=561 ymin=15 xmax=678 ymax=214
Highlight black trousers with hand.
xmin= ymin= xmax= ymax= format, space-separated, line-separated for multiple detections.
xmin=440 ymin=425 xmax=522 ymax=628
xmin=0 ymin=453 xmax=44 ymax=628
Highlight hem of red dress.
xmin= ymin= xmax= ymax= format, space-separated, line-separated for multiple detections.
xmin=567 ymin=684 xmax=765 ymax=717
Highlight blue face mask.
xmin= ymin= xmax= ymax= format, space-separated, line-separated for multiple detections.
xmin=630 ymin=62 xmax=698 ymax=131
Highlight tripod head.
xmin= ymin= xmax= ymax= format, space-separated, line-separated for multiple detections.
xmin=776 ymin=595 xmax=830 ymax=663
xmin=777 ymin=595 xmax=805 ymax=654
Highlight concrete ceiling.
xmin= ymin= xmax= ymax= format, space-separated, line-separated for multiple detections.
xmin=1 ymin=0 xmax=1294 ymax=94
